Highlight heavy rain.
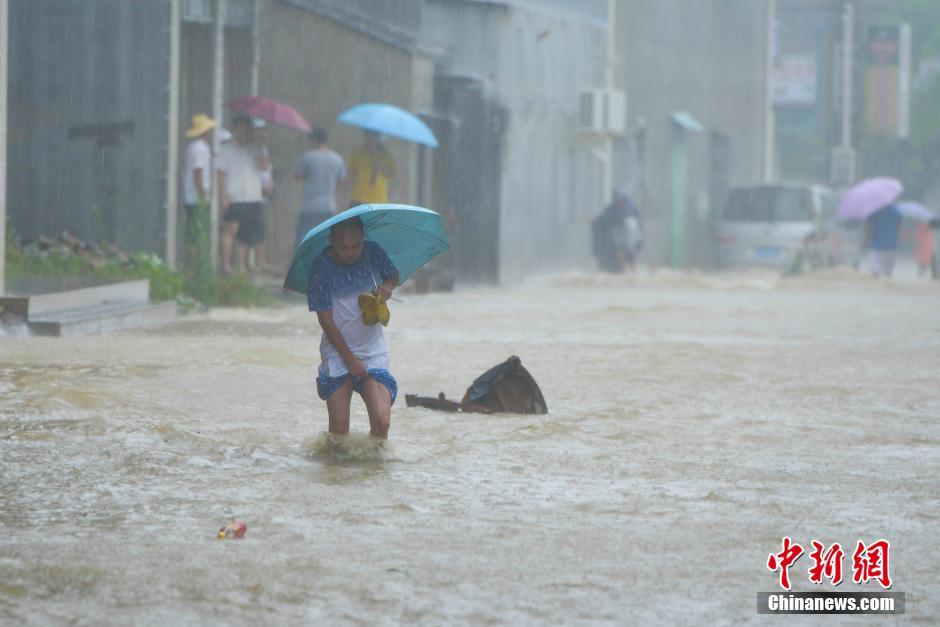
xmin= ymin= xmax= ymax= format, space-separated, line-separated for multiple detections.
xmin=1 ymin=0 xmax=938 ymax=624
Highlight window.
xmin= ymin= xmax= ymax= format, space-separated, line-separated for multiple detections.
xmin=774 ymin=188 xmax=811 ymax=222
xmin=723 ymin=187 xmax=774 ymax=222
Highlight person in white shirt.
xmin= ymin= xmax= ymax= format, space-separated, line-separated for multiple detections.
xmin=307 ymin=217 xmax=400 ymax=439
xmin=180 ymin=113 xmax=215 ymax=269
xmin=216 ymin=115 xmax=269 ymax=275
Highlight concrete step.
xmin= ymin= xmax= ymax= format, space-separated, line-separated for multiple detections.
xmin=0 ymin=279 xmax=150 ymax=317
xmin=28 ymin=300 xmax=177 ymax=337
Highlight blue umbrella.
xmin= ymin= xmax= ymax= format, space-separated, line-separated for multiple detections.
xmin=337 ymin=103 xmax=439 ymax=147
xmin=283 ymin=204 xmax=450 ymax=294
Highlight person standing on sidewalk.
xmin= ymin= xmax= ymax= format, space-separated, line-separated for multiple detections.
xmin=216 ymin=115 xmax=268 ymax=275
xmin=293 ymin=127 xmax=346 ymax=250
xmin=180 ymin=113 xmax=215 ymax=270
xmin=347 ymin=130 xmax=395 ymax=205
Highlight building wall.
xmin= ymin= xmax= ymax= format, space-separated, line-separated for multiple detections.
xmin=7 ymin=0 xmax=171 ymax=254
xmin=774 ymin=0 xmax=841 ymax=185
xmin=494 ymin=5 xmax=606 ymax=283
xmin=615 ymin=0 xmax=770 ymax=268
xmin=424 ymin=0 xmax=605 ymax=284
xmin=257 ymin=0 xmax=433 ymax=269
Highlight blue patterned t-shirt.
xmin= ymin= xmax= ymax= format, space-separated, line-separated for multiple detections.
xmin=307 ymin=240 xmax=398 ymax=376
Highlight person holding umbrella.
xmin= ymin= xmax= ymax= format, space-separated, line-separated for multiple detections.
xmin=347 ymin=130 xmax=396 ymax=205
xmin=838 ymin=177 xmax=906 ymax=278
xmin=286 ymin=203 xmax=450 ymax=441
xmin=307 ymin=216 xmax=400 ymax=440
xmin=336 ymin=102 xmax=440 ymax=206
xmin=216 ymin=114 xmax=269 ymax=275
xmin=864 ymin=204 xmax=902 ymax=278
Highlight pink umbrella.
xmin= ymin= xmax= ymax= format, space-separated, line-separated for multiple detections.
xmin=225 ymin=96 xmax=311 ymax=132
xmin=837 ymin=177 xmax=903 ymax=220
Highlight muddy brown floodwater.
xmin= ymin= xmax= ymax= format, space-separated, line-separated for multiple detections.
xmin=2 ymin=270 xmax=938 ymax=624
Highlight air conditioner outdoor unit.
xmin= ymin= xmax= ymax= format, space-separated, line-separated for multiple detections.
xmin=578 ymin=88 xmax=627 ymax=135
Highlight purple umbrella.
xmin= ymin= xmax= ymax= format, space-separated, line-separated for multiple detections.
xmin=895 ymin=201 xmax=935 ymax=222
xmin=837 ymin=177 xmax=903 ymax=220
xmin=225 ymin=96 xmax=311 ymax=132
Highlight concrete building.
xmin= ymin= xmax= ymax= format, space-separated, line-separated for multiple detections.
xmin=256 ymin=0 xmax=437 ymax=271
xmin=5 ymin=0 xmax=255 ymax=266
xmin=7 ymin=0 xmax=772 ymax=285
xmin=3 ymin=0 xmax=434 ymax=274
xmin=421 ymin=0 xmax=606 ymax=283
xmin=5 ymin=0 xmax=609 ymax=285
xmin=613 ymin=0 xmax=772 ymax=269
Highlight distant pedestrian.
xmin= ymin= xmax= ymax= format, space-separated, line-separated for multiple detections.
xmin=180 ymin=113 xmax=215 ymax=269
xmin=592 ymin=187 xmax=643 ymax=273
xmin=216 ymin=114 xmax=268 ymax=275
xmin=347 ymin=130 xmax=395 ymax=205
xmin=864 ymin=204 xmax=902 ymax=278
xmin=252 ymin=117 xmax=275 ymax=274
xmin=915 ymin=221 xmax=935 ymax=278
xmin=293 ymin=127 xmax=346 ymax=250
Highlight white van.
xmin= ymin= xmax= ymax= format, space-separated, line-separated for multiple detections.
xmin=715 ymin=184 xmax=837 ymax=269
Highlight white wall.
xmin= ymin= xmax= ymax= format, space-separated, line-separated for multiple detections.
xmin=495 ymin=6 xmax=605 ymax=283
xmin=425 ymin=0 xmax=605 ymax=284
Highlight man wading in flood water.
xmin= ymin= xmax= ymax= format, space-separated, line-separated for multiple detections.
xmin=307 ymin=217 xmax=399 ymax=439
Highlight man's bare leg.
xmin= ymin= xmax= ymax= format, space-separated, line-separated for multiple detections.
xmin=325 ymin=379 xmax=354 ymax=435
xmin=221 ymin=221 xmax=239 ymax=274
xmin=236 ymin=243 xmax=248 ymax=274
xmin=360 ymin=378 xmax=391 ymax=439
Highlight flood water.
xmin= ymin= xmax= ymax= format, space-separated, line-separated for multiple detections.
xmin=2 ymin=270 xmax=938 ymax=625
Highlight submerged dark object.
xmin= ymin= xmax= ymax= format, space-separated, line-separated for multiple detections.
xmin=406 ymin=356 xmax=547 ymax=414
xmin=404 ymin=392 xmax=492 ymax=414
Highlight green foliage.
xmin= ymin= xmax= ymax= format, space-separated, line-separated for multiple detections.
xmin=181 ymin=203 xmax=215 ymax=303
xmin=6 ymin=246 xmax=184 ymax=302
xmin=5 ymin=227 xmax=276 ymax=308
xmin=213 ymin=274 xmax=277 ymax=307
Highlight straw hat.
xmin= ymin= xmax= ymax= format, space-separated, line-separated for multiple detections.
xmin=185 ymin=113 xmax=216 ymax=139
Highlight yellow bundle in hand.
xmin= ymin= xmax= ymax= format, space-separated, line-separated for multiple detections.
xmin=358 ymin=292 xmax=390 ymax=326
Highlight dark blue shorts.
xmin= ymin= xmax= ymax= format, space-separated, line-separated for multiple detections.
xmin=316 ymin=369 xmax=398 ymax=405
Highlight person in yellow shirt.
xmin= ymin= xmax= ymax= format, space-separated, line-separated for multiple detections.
xmin=347 ymin=130 xmax=396 ymax=205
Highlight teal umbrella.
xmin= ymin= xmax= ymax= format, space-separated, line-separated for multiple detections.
xmin=283 ymin=204 xmax=450 ymax=294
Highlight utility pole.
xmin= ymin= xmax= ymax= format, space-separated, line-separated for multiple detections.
xmin=250 ymin=0 xmax=260 ymax=97
xmin=210 ymin=0 xmax=227 ymax=270
xmin=832 ymin=1 xmax=856 ymax=187
xmin=165 ymin=0 xmax=181 ymax=270
xmin=603 ymin=0 xmax=616 ymax=200
xmin=0 ymin=0 xmax=7 ymax=294
xmin=764 ymin=0 xmax=776 ymax=183
xmin=841 ymin=2 xmax=854 ymax=153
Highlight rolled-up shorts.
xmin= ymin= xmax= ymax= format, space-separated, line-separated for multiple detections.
xmin=316 ymin=368 xmax=398 ymax=405
xmin=223 ymin=202 xmax=266 ymax=246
